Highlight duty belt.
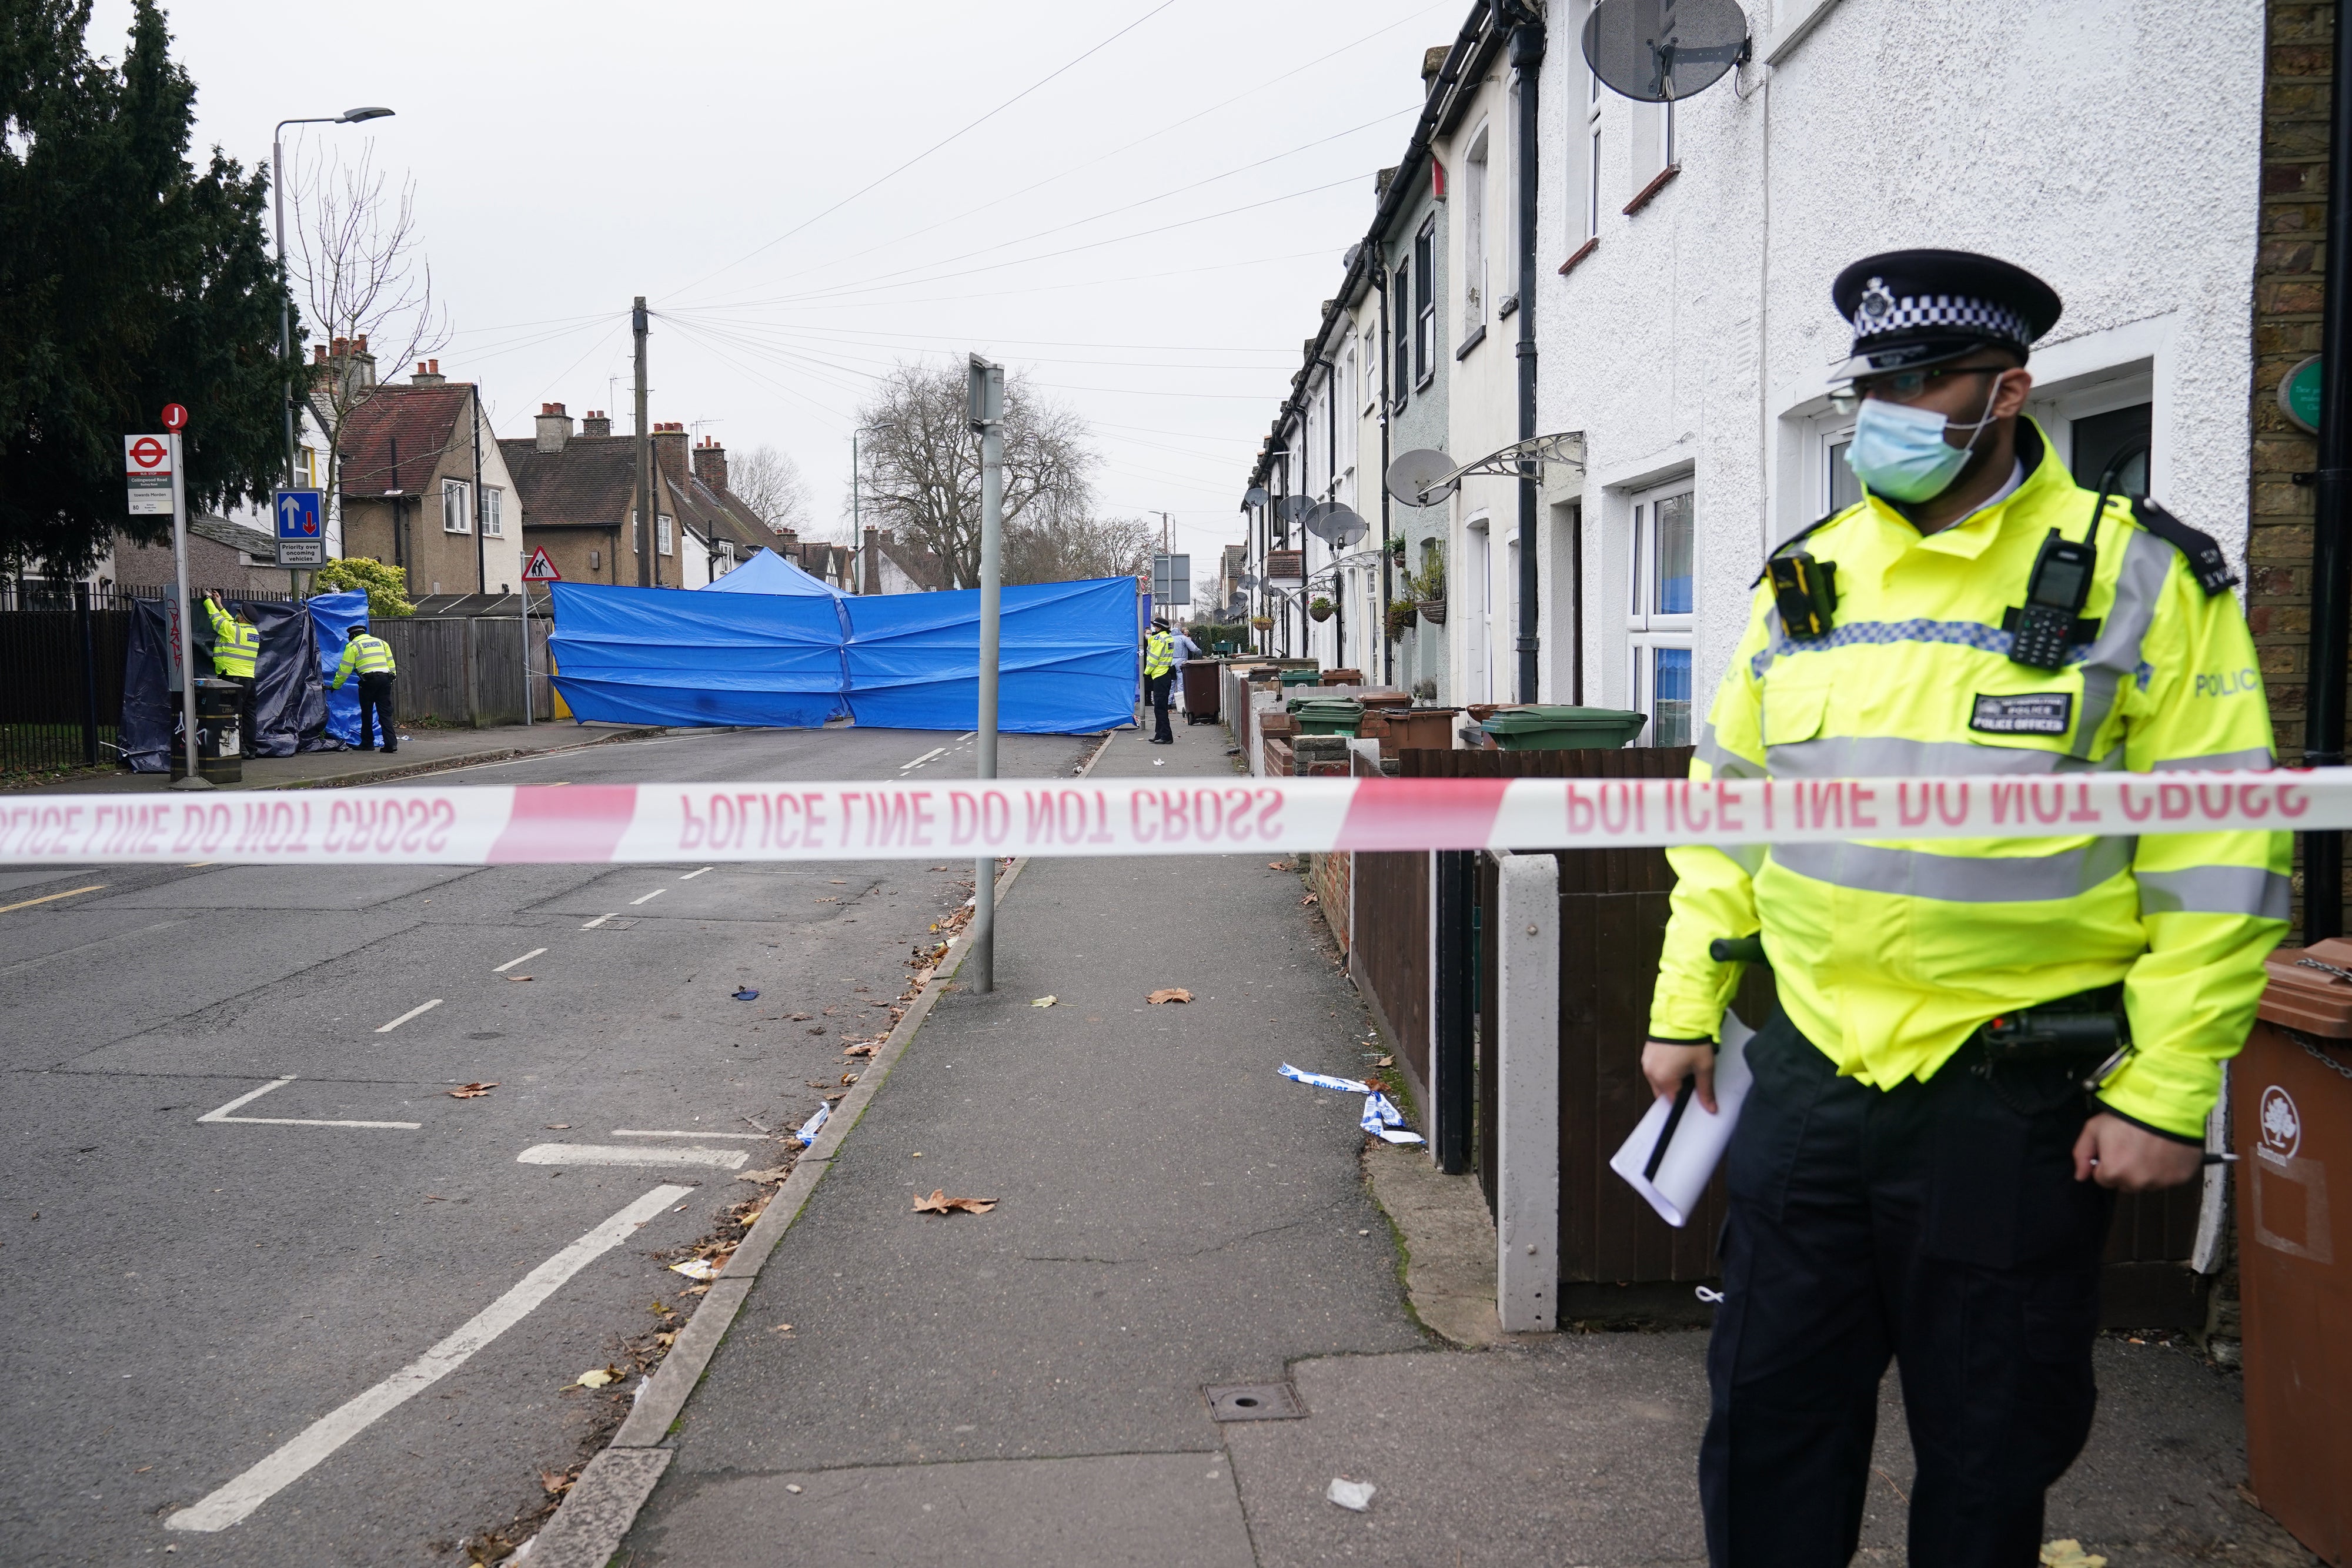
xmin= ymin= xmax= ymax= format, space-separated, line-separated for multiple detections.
xmin=1977 ymin=983 xmax=2132 ymax=1092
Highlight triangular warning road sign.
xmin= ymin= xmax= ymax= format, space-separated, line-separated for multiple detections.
xmin=520 ymin=547 xmax=561 ymax=582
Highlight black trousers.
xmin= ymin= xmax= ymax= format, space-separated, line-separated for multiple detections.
xmin=1147 ymin=671 xmax=1174 ymax=741
xmin=356 ymin=673 xmax=396 ymax=752
xmin=1702 ymin=1011 xmax=2113 ymax=1567
xmin=222 ymin=674 xmax=255 ymax=755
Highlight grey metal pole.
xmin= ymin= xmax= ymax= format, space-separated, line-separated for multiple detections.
xmin=969 ymin=355 xmax=1005 ymax=993
xmin=1511 ymin=20 xmax=1545 ymax=704
xmin=167 ymin=432 xmax=209 ymax=791
xmin=275 ymin=131 xmax=296 ymax=493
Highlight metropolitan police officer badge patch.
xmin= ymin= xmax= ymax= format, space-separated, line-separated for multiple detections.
xmin=1970 ymin=693 xmax=2073 ymax=735
xmin=1858 ymin=276 xmax=1896 ymax=325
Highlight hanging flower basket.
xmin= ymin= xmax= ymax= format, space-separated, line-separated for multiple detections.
xmin=1385 ymin=601 xmax=1418 ymax=639
xmin=1250 ymin=615 xmax=1274 ymax=630
xmin=1308 ymin=597 xmax=1335 ymax=623
xmin=1416 ymin=598 xmax=1447 ymax=625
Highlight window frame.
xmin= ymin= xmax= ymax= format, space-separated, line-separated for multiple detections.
xmin=1626 ymin=478 xmax=1696 ymax=748
xmin=440 ymin=477 xmax=471 ymax=534
xmin=1461 ymin=122 xmax=1490 ymax=335
xmin=1583 ymin=42 xmax=1604 ymax=243
xmin=657 ymin=514 xmax=675 ymax=557
xmin=480 ymin=486 xmax=505 ymax=538
xmin=1391 ymin=258 xmax=1413 ymax=407
xmin=1413 ymin=219 xmax=1436 ymax=387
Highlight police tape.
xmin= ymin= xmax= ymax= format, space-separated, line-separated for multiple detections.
xmin=1 ymin=770 xmax=2343 ymax=868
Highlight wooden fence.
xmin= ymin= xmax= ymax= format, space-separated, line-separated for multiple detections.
xmin=374 ymin=616 xmax=542 ymax=727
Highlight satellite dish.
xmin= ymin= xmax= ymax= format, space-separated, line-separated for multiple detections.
xmin=1242 ymin=486 xmax=1268 ymax=509
xmin=1583 ymin=0 xmax=1748 ymax=103
xmin=1239 ymin=572 xmax=1259 ymax=590
xmin=1321 ymin=505 xmax=1368 ymax=548
xmin=1277 ymin=494 xmax=1316 ymax=524
xmin=1385 ymin=448 xmax=1458 ymax=508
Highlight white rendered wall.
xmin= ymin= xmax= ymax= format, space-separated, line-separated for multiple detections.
xmin=1533 ymin=0 xmax=2267 ymax=726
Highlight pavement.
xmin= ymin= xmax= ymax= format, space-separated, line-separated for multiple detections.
xmin=4 ymin=720 xmax=680 ymax=795
xmin=0 ymin=721 xmax=1098 ymax=1567
xmin=574 ymin=716 xmax=2320 ymax=1568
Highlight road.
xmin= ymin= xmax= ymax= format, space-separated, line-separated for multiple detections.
xmin=0 ymin=723 xmax=1100 ymax=1566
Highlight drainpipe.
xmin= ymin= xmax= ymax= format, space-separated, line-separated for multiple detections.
xmin=1376 ymin=258 xmax=1395 ymax=687
xmin=1511 ymin=17 xmax=1545 ymax=704
xmin=2305 ymin=4 xmax=2352 ymax=942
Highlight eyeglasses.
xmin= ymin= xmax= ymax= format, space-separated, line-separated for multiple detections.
xmin=1829 ymin=365 xmax=2007 ymax=414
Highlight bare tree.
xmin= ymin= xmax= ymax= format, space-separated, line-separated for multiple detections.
xmin=287 ymin=143 xmax=449 ymax=504
xmin=852 ymin=362 xmax=1095 ymax=589
xmin=1005 ymin=512 xmax=1155 ymax=586
xmin=727 ymin=443 xmax=812 ymax=534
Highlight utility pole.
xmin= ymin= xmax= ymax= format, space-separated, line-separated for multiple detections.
xmin=472 ymin=385 xmax=487 ymax=596
xmin=968 ymin=355 xmax=1005 ymax=994
xmin=633 ymin=296 xmax=652 ymax=589
xmin=1511 ymin=19 xmax=1545 ymax=703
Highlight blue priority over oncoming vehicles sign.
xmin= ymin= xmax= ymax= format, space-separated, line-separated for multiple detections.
xmin=273 ymin=489 xmax=323 ymax=566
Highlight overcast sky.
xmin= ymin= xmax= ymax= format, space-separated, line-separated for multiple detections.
xmin=95 ymin=0 xmax=1454 ymax=569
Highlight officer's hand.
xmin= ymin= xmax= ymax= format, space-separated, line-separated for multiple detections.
xmin=2072 ymin=1112 xmax=2204 ymax=1191
xmin=1641 ymin=1041 xmax=1717 ymax=1115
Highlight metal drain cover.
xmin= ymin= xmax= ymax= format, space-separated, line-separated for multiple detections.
xmin=1203 ymin=1382 xmax=1303 ymax=1422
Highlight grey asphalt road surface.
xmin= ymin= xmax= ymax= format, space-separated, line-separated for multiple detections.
xmin=0 ymin=723 xmax=1098 ymax=1567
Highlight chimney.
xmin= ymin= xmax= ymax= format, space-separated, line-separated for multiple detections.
xmin=349 ymin=333 xmax=375 ymax=389
xmin=691 ymin=437 xmax=728 ymax=492
xmin=863 ymin=526 xmax=881 ymax=594
xmin=411 ymin=359 xmax=446 ymax=387
xmin=535 ymin=402 xmax=572 ymax=453
xmin=1422 ymin=44 xmax=1448 ymax=91
xmin=581 ymin=409 xmax=611 ymax=437
xmin=313 ymin=345 xmax=328 ymax=365
xmin=651 ymin=421 xmax=689 ymax=482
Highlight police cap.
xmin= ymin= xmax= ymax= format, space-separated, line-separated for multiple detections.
xmin=1830 ymin=249 xmax=2062 ymax=383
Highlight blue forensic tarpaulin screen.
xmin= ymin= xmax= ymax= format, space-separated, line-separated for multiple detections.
xmin=843 ymin=577 xmax=1139 ymax=734
xmin=700 ymin=547 xmax=844 ymax=598
xmin=307 ymin=591 xmax=370 ymax=747
xmin=548 ymin=581 xmax=850 ymax=727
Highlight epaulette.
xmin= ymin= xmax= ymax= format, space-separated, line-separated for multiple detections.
xmin=2130 ymin=496 xmax=2238 ymax=596
xmin=1749 ymin=509 xmax=1849 ymax=589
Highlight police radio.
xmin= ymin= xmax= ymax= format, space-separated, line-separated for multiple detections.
xmin=2006 ymin=529 xmax=2096 ymax=670
xmin=1766 ymin=552 xmax=1838 ymax=641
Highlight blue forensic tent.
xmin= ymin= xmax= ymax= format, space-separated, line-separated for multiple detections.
xmin=544 ymin=575 xmax=1140 ymax=733
xmin=843 ymin=578 xmax=1141 ymax=733
xmin=548 ymin=581 xmax=851 ymax=727
xmin=701 ymin=547 xmax=845 ymax=598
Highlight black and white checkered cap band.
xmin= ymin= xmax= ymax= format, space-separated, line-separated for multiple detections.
xmin=1857 ymin=292 xmax=2031 ymax=346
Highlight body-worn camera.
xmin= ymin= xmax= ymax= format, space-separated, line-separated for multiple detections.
xmin=1767 ymin=551 xmax=1838 ymax=640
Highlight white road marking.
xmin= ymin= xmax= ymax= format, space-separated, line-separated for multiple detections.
xmin=901 ymin=747 xmax=947 ymax=770
xmin=582 ymin=913 xmax=617 ymax=928
xmin=516 ymin=1143 xmax=750 ymax=1169
xmin=629 ymin=888 xmax=666 ymax=905
xmin=612 ymin=1128 xmax=770 ymax=1140
xmin=165 ymin=1183 xmax=690 ymax=1532
xmin=373 ymin=999 xmax=443 ymax=1034
xmin=679 ymin=867 xmax=712 ymax=880
xmin=493 ymin=948 xmax=546 ymax=973
xmin=197 ymin=1076 xmax=421 ymax=1131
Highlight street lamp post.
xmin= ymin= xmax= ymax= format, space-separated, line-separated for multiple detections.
xmin=273 ymin=107 xmax=393 ymax=562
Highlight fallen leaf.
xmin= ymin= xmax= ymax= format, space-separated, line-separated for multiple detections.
xmin=654 ymin=1332 xmax=677 ymax=1348
xmin=1301 ymin=893 xmax=1319 ymax=906
xmin=1375 ymin=1056 xmax=1394 ymax=1068
xmin=736 ymin=1166 xmax=793 ymax=1183
xmin=790 ymin=1013 xmax=812 ymax=1021
xmin=771 ymin=1322 xmax=795 ymax=1334
xmin=2040 ymin=1543 xmax=2106 ymax=1568
xmin=1147 ymin=988 xmax=1193 ymax=1005
xmin=1031 ymin=995 xmax=1057 ymax=1008
xmin=912 ymin=1188 xmax=998 ymax=1215
xmin=447 ymin=1082 xmax=498 ymax=1099
xmin=539 ymin=1469 xmax=576 ymax=1496
xmin=844 ymin=1043 xmax=877 ymax=1057
xmin=505 ymin=974 xmax=533 ymax=983
xmin=1268 ymin=860 xmax=1293 ymax=871
xmin=808 ymin=1026 xmax=826 ymax=1035
xmin=573 ymin=1366 xmax=624 ymax=1389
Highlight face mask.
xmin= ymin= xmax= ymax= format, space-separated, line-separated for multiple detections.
xmin=1844 ymin=379 xmax=2003 ymax=503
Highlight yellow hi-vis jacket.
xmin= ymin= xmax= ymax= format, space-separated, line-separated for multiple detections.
xmin=329 ymin=633 xmax=397 ymax=688
xmin=203 ymin=600 xmax=260 ymax=680
xmin=1144 ymin=630 xmax=1176 ymax=679
xmin=1649 ymin=421 xmax=2287 ymax=1141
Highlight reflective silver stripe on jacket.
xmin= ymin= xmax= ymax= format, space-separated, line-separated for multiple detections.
xmin=2137 ymin=865 xmax=2292 ymax=922
xmin=1766 ymin=735 xmax=2122 ymax=779
xmin=2069 ymin=527 xmax=2174 ymax=761
xmin=1702 ymin=841 xmax=1766 ymax=876
xmin=1696 ymin=724 xmax=1766 ymax=780
xmin=1771 ymin=835 xmax=2134 ymax=903
xmin=2148 ymin=746 xmax=2277 ymax=773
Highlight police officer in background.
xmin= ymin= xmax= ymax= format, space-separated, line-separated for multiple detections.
xmin=201 ymin=591 xmax=260 ymax=757
xmin=1641 ymin=251 xmax=2286 ymax=1563
xmin=1143 ymin=617 xmax=1178 ymax=744
xmin=328 ymin=621 xmax=399 ymax=754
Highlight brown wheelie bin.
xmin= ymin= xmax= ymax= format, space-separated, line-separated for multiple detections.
xmin=2236 ymin=936 xmax=2352 ymax=1562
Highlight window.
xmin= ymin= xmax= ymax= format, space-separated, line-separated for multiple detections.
xmin=1827 ymin=430 xmax=1863 ymax=516
xmin=1413 ymin=219 xmax=1436 ymax=385
xmin=2070 ymin=402 xmax=2153 ymax=497
xmin=1392 ymin=259 xmax=1413 ymax=403
xmin=440 ymin=478 xmax=470 ymax=533
xmin=296 ymin=446 xmax=319 ymax=487
xmin=1630 ymin=98 xmax=1675 ymax=195
xmin=657 ymin=514 xmax=674 ymax=556
xmin=1583 ymin=46 xmax=1603 ymax=242
xmin=1627 ymin=482 xmax=1695 ymax=747
xmin=481 ymin=487 xmax=505 ymax=537
xmin=1361 ymin=325 xmax=1378 ymax=414
xmin=1462 ymin=125 xmax=1489 ymax=332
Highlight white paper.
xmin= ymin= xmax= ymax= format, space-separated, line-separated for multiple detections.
xmin=1608 ymin=1011 xmax=1756 ymax=1228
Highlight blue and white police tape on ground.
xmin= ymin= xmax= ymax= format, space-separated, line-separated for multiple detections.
xmin=0 ymin=769 xmax=2336 ymax=867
